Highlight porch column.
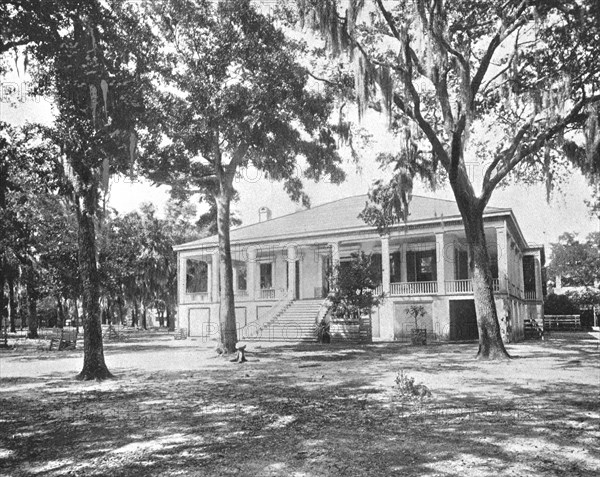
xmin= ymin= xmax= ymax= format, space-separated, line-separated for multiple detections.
xmin=435 ymin=232 xmax=445 ymax=294
xmin=287 ymin=244 xmax=297 ymax=299
xmin=496 ymin=225 xmax=508 ymax=292
xmin=534 ymin=254 xmax=543 ymax=300
xmin=330 ymin=241 xmax=340 ymax=285
xmin=247 ymin=246 xmax=257 ymax=300
xmin=381 ymin=235 xmax=390 ymax=294
xmin=178 ymin=254 xmax=185 ymax=305
xmin=518 ymin=251 xmax=525 ymax=298
xmin=400 ymin=242 xmax=408 ymax=282
xmin=211 ymin=249 xmax=219 ymax=302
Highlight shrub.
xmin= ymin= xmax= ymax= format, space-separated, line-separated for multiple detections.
xmin=394 ymin=371 xmax=432 ymax=400
xmin=544 ymin=293 xmax=579 ymax=315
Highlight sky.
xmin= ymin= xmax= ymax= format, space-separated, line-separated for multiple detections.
xmin=2 ymin=42 xmax=598 ymax=259
xmin=106 ymin=153 xmax=598 ymax=253
xmin=106 ymin=103 xmax=599 ymax=253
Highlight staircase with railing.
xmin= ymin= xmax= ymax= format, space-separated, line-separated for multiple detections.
xmin=239 ymin=297 xmax=293 ymax=340
xmin=244 ymin=299 xmax=323 ymax=342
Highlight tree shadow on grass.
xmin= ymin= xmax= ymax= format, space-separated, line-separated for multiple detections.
xmin=1 ymin=338 xmax=599 ymax=476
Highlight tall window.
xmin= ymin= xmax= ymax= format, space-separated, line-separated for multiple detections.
xmin=186 ymin=259 xmax=208 ymax=294
xmin=390 ymin=251 xmax=402 ymax=282
xmin=406 ymin=250 xmax=437 ymax=282
xmin=260 ymin=263 xmax=273 ymax=289
xmin=370 ymin=253 xmax=382 ymax=285
xmin=455 ymin=249 xmax=469 ymax=280
xmin=236 ymin=264 xmax=247 ymax=291
xmin=523 ymin=256 xmax=536 ymax=292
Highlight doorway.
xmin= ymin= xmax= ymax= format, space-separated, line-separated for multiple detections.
xmin=449 ymin=300 xmax=478 ymax=341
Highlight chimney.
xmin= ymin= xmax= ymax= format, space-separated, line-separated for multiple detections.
xmin=258 ymin=206 xmax=272 ymax=223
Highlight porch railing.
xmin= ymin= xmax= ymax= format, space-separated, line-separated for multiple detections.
xmin=444 ymin=278 xmax=502 ymax=295
xmin=524 ymin=290 xmax=538 ymax=301
xmin=186 ymin=292 xmax=210 ymax=303
xmin=260 ymin=288 xmax=276 ymax=300
xmin=445 ymin=279 xmax=472 ymax=294
xmin=390 ymin=281 xmax=437 ymax=296
xmin=235 ymin=290 xmax=249 ymax=298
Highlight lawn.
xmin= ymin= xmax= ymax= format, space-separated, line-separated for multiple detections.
xmin=0 ymin=331 xmax=599 ymax=476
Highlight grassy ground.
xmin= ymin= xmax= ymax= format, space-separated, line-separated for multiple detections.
xmin=0 ymin=331 xmax=599 ymax=476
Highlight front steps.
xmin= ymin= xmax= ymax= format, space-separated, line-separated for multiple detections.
xmin=244 ymin=299 xmax=322 ymax=342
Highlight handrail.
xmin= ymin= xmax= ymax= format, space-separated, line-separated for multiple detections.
xmin=315 ymin=297 xmax=331 ymax=326
xmin=239 ymin=294 xmax=293 ymax=339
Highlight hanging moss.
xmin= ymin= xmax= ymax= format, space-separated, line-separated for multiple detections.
xmin=376 ymin=65 xmax=393 ymax=126
xmin=585 ymin=104 xmax=600 ymax=166
xmin=354 ymin=49 xmax=371 ymax=121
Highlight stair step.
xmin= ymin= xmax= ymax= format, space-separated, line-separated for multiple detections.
xmin=243 ymin=299 xmax=324 ymax=341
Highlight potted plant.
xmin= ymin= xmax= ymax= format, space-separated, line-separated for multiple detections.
xmin=406 ymin=305 xmax=427 ymax=345
xmin=326 ymin=252 xmax=384 ymax=342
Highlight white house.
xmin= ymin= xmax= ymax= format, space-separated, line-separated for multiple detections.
xmin=174 ymin=195 xmax=544 ymax=342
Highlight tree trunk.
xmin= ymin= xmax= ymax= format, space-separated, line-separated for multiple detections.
xmin=141 ymin=304 xmax=147 ymax=330
xmin=131 ymin=298 xmax=138 ymax=327
xmin=18 ymin=284 xmax=24 ymax=331
xmin=216 ymin=191 xmax=237 ymax=353
xmin=462 ymin=208 xmax=511 ymax=360
xmin=56 ymin=296 xmax=65 ymax=329
xmin=158 ymin=303 xmax=165 ymax=327
xmin=75 ymin=192 xmax=112 ymax=380
xmin=167 ymin=305 xmax=174 ymax=332
xmin=9 ymin=278 xmax=16 ymax=333
xmin=73 ymin=298 xmax=80 ymax=333
xmin=118 ymin=294 xmax=124 ymax=326
xmin=0 ymin=275 xmax=6 ymax=346
xmin=0 ymin=271 xmax=6 ymax=337
xmin=26 ymin=280 xmax=38 ymax=339
xmin=107 ymin=297 xmax=114 ymax=325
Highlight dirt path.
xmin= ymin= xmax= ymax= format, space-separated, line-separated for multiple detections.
xmin=1 ymin=332 xmax=599 ymax=476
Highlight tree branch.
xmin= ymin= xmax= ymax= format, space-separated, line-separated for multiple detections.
xmin=0 ymin=39 xmax=30 ymax=54
xmin=374 ymin=0 xmax=401 ymax=41
xmin=307 ymin=71 xmax=343 ymax=88
xmin=224 ymin=142 xmax=249 ymax=188
xmin=482 ymin=94 xmax=600 ymax=203
xmin=399 ymin=39 xmax=450 ymax=170
xmin=470 ymin=0 xmax=529 ymax=108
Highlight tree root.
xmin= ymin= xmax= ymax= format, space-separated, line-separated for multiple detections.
xmin=76 ymin=368 xmax=115 ymax=381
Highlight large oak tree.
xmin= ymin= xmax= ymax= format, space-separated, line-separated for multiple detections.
xmin=295 ymin=0 xmax=600 ymax=359
xmin=143 ymin=0 xmax=345 ymax=353
xmin=28 ymin=0 xmax=160 ymax=379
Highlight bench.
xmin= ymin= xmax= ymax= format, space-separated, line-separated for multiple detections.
xmin=543 ymin=315 xmax=581 ymax=331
